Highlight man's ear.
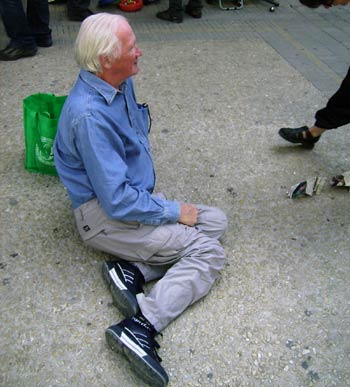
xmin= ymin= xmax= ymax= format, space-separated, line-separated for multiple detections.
xmin=99 ymin=55 xmax=112 ymax=70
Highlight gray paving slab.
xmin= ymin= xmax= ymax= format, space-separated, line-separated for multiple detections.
xmin=1 ymin=1 xmax=350 ymax=386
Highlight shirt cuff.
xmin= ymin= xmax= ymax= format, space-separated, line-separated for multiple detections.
xmin=163 ymin=200 xmax=181 ymax=223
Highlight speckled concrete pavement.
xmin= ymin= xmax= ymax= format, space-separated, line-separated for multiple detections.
xmin=1 ymin=1 xmax=350 ymax=386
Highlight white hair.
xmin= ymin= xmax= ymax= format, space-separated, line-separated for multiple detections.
xmin=74 ymin=13 xmax=128 ymax=73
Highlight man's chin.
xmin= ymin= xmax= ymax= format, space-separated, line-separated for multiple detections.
xmin=133 ymin=65 xmax=139 ymax=74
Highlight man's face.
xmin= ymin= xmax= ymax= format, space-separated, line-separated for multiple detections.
xmin=118 ymin=23 xmax=142 ymax=79
xmin=106 ymin=22 xmax=142 ymax=84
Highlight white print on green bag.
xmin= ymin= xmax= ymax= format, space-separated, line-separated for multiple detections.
xmin=35 ymin=136 xmax=55 ymax=166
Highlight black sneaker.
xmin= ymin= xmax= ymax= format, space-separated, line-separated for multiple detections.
xmin=102 ymin=260 xmax=144 ymax=317
xmin=156 ymin=9 xmax=183 ymax=23
xmin=105 ymin=316 xmax=169 ymax=387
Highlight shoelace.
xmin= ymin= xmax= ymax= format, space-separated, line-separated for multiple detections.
xmin=150 ymin=337 xmax=162 ymax=362
xmin=141 ymin=334 xmax=162 ymax=362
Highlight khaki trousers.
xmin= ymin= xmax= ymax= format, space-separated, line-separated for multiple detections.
xmin=74 ymin=198 xmax=227 ymax=331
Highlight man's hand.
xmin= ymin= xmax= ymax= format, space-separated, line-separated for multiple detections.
xmin=179 ymin=203 xmax=199 ymax=226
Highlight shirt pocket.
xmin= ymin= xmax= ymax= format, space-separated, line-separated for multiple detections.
xmin=137 ymin=103 xmax=151 ymax=136
xmin=74 ymin=199 xmax=105 ymax=240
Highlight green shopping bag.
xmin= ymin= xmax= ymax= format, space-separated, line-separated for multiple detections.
xmin=23 ymin=93 xmax=67 ymax=175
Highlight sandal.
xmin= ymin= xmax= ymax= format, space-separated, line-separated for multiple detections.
xmin=278 ymin=126 xmax=320 ymax=149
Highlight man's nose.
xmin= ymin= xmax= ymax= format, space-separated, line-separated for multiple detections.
xmin=136 ymin=46 xmax=142 ymax=56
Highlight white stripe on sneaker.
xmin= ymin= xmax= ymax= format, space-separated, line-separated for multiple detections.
xmin=121 ymin=329 xmax=147 ymax=358
xmin=109 ymin=268 xmax=127 ymax=290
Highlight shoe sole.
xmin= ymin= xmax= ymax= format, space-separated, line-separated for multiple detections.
xmin=102 ymin=262 xmax=140 ymax=317
xmin=105 ymin=327 xmax=168 ymax=387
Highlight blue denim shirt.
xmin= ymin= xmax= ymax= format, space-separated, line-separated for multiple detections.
xmin=54 ymin=70 xmax=180 ymax=225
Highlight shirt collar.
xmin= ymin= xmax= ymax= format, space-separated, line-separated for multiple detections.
xmin=79 ymin=69 xmax=127 ymax=105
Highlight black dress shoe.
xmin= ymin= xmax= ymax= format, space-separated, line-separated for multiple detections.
xmin=35 ymin=34 xmax=53 ymax=47
xmin=185 ymin=6 xmax=202 ymax=17
xmin=156 ymin=9 xmax=183 ymax=23
xmin=0 ymin=45 xmax=37 ymax=61
xmin=278 ymin=126 xmax=320 ymax=149
xmin=67 ymin=8 xmax=93 ymax=21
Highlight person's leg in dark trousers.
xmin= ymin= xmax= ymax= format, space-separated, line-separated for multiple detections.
xmin=169 ymin=0 xmax=183 ymax=13
xmin=185 ymin=0 xmax=202 ymax=16
xmin=0 ymin=0 xmax=51 ymax=58
xmin=278 ymin=65 xmax=350 ymax=146
xmin=66 ymin=0 xmax=93 ymax=21
xmin=27 ymin=0 xmax=52 ymax=47
xmin=157 ymin=0 xmax=203 ymax=22
xmin=0 ymin=0 xmax=36 ymax=49
xmin=314 ymin=65 xmax=350 ymax=130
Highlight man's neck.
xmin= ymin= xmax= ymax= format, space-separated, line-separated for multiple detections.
xmin=96 ymin=72 xmax=124 ymax=90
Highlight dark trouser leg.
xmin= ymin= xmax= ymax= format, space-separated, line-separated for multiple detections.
xmin=66 ymin=0 xmax=92 ymax=22
xmin=168 ymin=0 xmax=183 ymax=14
xmin=314 ymin=66 xmax=350 ymax=130
xmin=27 ymin=0 xmax=51 ymax=40
xmin=67 ymin=0 xmax=91 ymax=11
xmin=0 ymin=0 xmax=36 ymax=48
xmin=187 ymin=0 xmax=202 ymax=10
